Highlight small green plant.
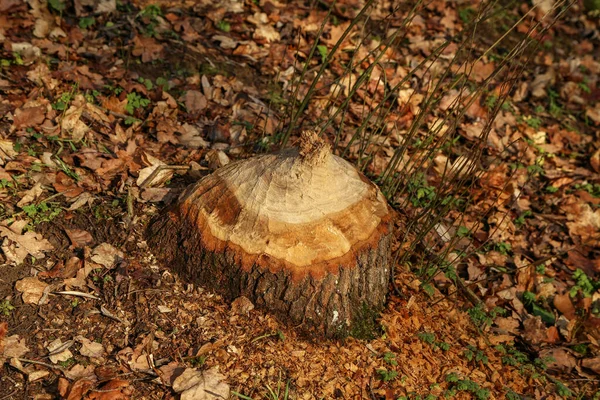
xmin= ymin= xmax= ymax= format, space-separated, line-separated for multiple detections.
xmin=570 ymin=343 xmax=588 ymax=356
xmin=58 ymin=358 xmax=76 ymax=369
xmin=0 ymin=299 xmax=15 ymax=316
xmin=216 ymin=20 xmax=231 ymax=32
xmin=525 ymin=116 xmax=542 ymax=129
xmin=376 ymin=368 xmax=398 ymax=382
xmin=125 ymin=92 xmax=150 ymax=115
xmin=554 ymin=380 xmax=572 ymax=398
xmin=138 ymin=4 xmax=162 ymax=19
xmin=456 ymin=225 xmax=471 ymax=237
xmin=383 ymin=351 xmax=398 ymax=366
xmin=458 ymin=7 xmax=476 ymax=23
xmin=569 ymin=269 xmax=599 ymax=298
xmin=417 ymin=332 xmax=450 ymax=351
xmin=417 ymin=332 xmax=435 ymax=344
xmin=48 ymin=0 xmax=66 ymax=13
xmin=468 ymin=304 xmax=505 ymax=328
xmin=484 ymin=94 xmax=498 ymax=109
xmin=156 ymin=77 xmax=169 ymax=91
xmin=407 ymin=173 xmax=436 ymax=207
xmin=317 ymin=45 xmax=328 ymax=63
xmin=71 ymin=299 xmax=79 ymax=308
xmin=22 ymin=202 xmax=62 ymax=226
xmin=523 ymin=291 xmax=555 ymax=324
xmin=420 ymin=282 xmax=435 ymax=297
xmin=138 ymin=77 xmax=154 ymax=91
xmin=545 ymin=185 xmax=559 ymax=193
xmin=496 ymin=344 xmax=529 ymax=366
xmin=53 ymin=91 xmax=74 ymax=111
xmin=574 ymin=182 xmax=600 ymax=197
xmin=464 ymin=345 xmax=488 ymax=365
xmin=79 ymin=17 xmax=96 ymax=29
xmin=445 ymin=373 xmax=490 ymax=400
xmin=0 ymin=178 xmax=14 ymax=190
xmin=189 ymin=355 xmax=206 ymax=367
xmin=495 ymin=242 xmax=512 ymax=255
xmin=514 ymin=210 xmax=532 ymax=227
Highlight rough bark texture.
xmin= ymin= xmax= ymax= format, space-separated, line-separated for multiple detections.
xmin=147 ymin=208 xmax=392 ymax=338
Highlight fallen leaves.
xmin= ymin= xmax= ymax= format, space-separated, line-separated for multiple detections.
xmin=172 ymin=367 xmax=230 ymax=400
xmin=0 ymin=222 xmax=54 ymax=265
xmin=132 ymin=35 xmax=164 ymax=63
xmin=15 ymin=277 xmax=49 ymax=304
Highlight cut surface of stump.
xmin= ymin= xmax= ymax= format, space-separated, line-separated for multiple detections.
xmin=147 ymin=131 xmax=392 ymax=337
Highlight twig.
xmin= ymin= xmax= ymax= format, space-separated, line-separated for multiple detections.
xmin=138 ymin=165 xmax=190 ymax=189
xmin=53 ymin=291 xmax=101 ymax=300
xmin=47 ymin=340 xmax=75 ymax=357
xmin=17 ymin=358 xmax=64 ymax=371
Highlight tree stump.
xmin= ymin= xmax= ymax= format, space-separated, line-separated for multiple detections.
xmin=147 ymin=131 xmax=393 ymax=337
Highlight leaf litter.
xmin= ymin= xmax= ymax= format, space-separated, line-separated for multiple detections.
xmin=0 ymin=0 xmax=599 ymax=398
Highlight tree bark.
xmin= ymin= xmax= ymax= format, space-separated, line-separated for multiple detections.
xmin=147 ymin=208 xmax=392 ymax=338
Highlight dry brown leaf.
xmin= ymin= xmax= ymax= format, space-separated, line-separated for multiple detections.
xmin=553 ymin=292 xmax=577 ymax=320
xmin=47 ymin=338 xmax=74 ymax=364
xmin=582 ymin=357 xmax=600 ymax=375
xmin=0 ymin=224 xmax=54 ymax=265
xmin=182 ymin=90 xmax=207 ymax=114
xmin=12 ymin=105 xmax=46 ymax=129
xmin=591 ymin=148 xmax=600 ymax=173
xmin=586 ymin=103 xmax=600 ymax=125
xmin=132 ymin=35 xmax=164 ymax=63
xmin=61 ymin=104 xmax=89 ymax=141
xmin=178 ymin=123 xmax=209 ymax=149
xmin=65 ymin=229 xmax=94 ymax=248
xmin=0 ymin=139 xmax=17 ymax=166
xmin=15 ymin=276 xmax=48 ymax=304
xmin=2 ymin=334 xmax=29 ymax=358
xmin=539 ymin=348 xmax=576 ymax=373
xmin=0 ymin=322 xmax=6 ymax=354
xmin=16 ymin=182 xmax=44 ymax=207
xmin=88 ymin=379 xmax=133 ymax=400
xmin=172 ymin=367 xmax=230 ymax=400
xmin=522 ymin=316 xmax=547 ymax=345
xmin=63 ymin=363 xmax=96 ymax=380
xmin=76 ymin=336 xmax=105 ymax=358
xmin=136 ymin=154 xmax=173 ymax=188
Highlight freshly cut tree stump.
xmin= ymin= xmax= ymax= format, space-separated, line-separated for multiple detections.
xmin=147 ymin=131 xmax=392 ymax=337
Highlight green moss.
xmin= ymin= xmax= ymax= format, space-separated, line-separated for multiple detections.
xmin=348 ymin=302 xmax=383 ymax=340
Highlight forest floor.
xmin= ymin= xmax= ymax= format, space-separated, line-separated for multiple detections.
xmin=1 ymin=0 xmax=600 ymax=399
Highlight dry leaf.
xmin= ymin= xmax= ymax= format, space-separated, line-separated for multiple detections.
xmin=0 ymin=224 xmax=54 ymax=265
xmin=582 ymin=357 xmax=600 ymax=375
xmin=132 ymin=35 xmax=164 ymax=63
xmin=77 ymin=336 xmax=105 ymax=358
xmin=231 ymin=296 xmax=254 ymax=315
xmin=172 ymin=367 xmax=230 ymax=400
xmin=553 ymin=292 xmax=576 ymax=320
xmin=136 ymin=154 xmax=173 ymax=188
xmin=15 ymin=276 xmax=49 ymax=304
xmin=47 ymin=338 xmax=74 ymax=364
xmin=539 ymin=348 xmax=576 ymax=373
xmin=16 ymin=182 xmax=44 ymax=207
xmin=61 ymin=104 xmax=89 ymax=141
xmin=65 ymin=229 xmax=94 ymax=248
xmin=90 ymin=243 xmax=123 ymax=268
xmin=12 ymin=105 xmax=46 ymax=129
xmin=182 ymin=90 xmax=207 ymax=114
xmin=0 ymin=139 xmax=18 ymax=166
xmin=63 ymin=363 xmax=96 ymax=380
xmin=2 ymin=334 xmax=30 ymax=358
xmin=178 ymin=123 xmax=209 ymax=149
